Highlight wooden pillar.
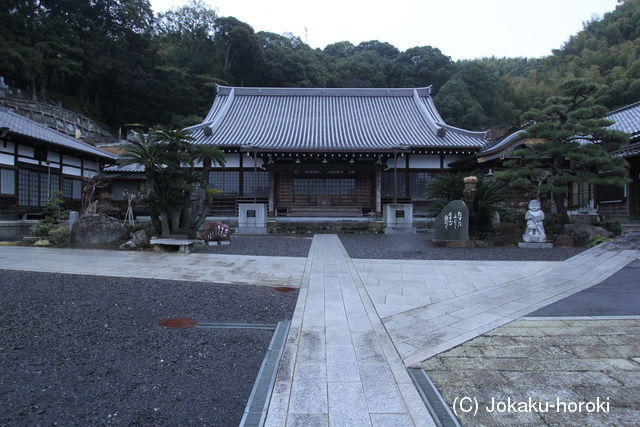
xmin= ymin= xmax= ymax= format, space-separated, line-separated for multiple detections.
xmin=253 ymin=149 xmax=257 ymax=203
xmin=393 ymin=150 xmax=397 ymax=204
xmin=238 ymin=151 xmax=244 ymax=196
xmin=375 ymin=168 xmax=381 ymax=214
xmin=405 ymin=153 xmax=410 ymax=199
xmin=268 ymin=170 xmax=275 ymax=215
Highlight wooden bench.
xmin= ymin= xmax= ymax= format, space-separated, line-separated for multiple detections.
xmin=149 ymin=238 xmax=202 ymax=254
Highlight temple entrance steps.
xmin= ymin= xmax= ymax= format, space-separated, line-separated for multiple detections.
xmin=284 ymin=206 xmax=364 ymax=217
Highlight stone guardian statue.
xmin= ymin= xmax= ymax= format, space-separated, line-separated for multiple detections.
xmin=523 ymin=199 xmax=546 ymax=243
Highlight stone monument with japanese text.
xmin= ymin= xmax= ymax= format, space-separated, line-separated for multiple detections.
xmin=434 ymin=200 xmax=470 ymax=242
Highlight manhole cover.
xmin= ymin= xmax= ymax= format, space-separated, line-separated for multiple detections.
xmin=159 ymin=318 xmax=198 ymax=328
xmin=272 ymin=286 xmax=297 ymax=293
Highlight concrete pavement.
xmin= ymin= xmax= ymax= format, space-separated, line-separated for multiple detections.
xmin=0 ymin=246 xmax=306 ymax=288
xmin=528 ymin=259 xmax=640 ymax=317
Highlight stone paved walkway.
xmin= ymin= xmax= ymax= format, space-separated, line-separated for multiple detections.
xmin=0 ymin=246 xmax=306 ymax=288
xmin=265 ymin=234 xmax=638 ymax=426
xmin=265 ymin=234 xmax=435 ymax=427
xmin=373 ymin=245 xmax=639 ymax=366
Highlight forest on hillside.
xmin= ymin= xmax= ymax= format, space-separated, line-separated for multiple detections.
xmin=1 ymin=0 xmax=639 ymax=136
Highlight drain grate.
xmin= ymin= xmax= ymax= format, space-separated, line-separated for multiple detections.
xmin=159 ymin=318 xmax=276 ymax=330
xmin=408 ymin=368 xmax=460 ymax=427
xmin=240 ymin=321 xmax=290 ymax=426
xmin=195 ymin=322 xmax=276 ymax=330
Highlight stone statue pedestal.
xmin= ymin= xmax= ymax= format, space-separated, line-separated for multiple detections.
xmin=237 ymin=203 xmax=268 ymax=235
xmin=383 ymin=204 xmax=415 ymax=234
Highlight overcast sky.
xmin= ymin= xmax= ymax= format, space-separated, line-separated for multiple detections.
xmin=149 ymin=0 xmax=620 ymax=60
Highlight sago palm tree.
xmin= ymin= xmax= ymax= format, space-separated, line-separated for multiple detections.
xmin=190 ymin=145 xmax=226 ymax=230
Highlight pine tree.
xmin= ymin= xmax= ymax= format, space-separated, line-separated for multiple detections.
xmin=496 ymin=78 xmax=629 ymax=224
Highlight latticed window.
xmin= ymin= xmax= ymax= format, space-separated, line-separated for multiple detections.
xmin=40 ymin=174 xmax=52 ymax=204
xmin=294 ymin=178 xmax=324 ymax=195
xmin=63 ymin=178 xmax=82 ymax=200
xmin=243 ymin=171 xmax=269 ymax=197
xmin=381 ymin=171 xmax=406 ymax=197
xmin=325 ymin=178 xmax=355 ymax=195
xmin=571 ymin=182 xmax=593 ymax=208
xmin=209 ymin=171 xmax=239 ymax=196
xmin=18 ymin=169 xmax=60 ymax=206
xmin=409 ymin=172 xmax=435 ymax=199
xmin=0 ymin=168 xmax=16 ymax=195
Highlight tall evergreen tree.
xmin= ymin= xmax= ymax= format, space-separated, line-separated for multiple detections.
xmin=496 ymin=78 xmax=629 ymax=223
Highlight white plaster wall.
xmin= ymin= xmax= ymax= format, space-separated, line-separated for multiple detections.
xmin=62 ymin=166 xmax=82 ymax=176
xmin=0 ymin=142 xmax=15 ymax=154
xmin=18 ymin=145 xmax=34 ymax=157
xmin=408 ymin=154 xmax=440 ymax=169
xmin=443 ymin=155 xmax=466 ymax=169
xmin=0 ymin=153 xmax=14 ymax=165
xmin=63 ymin=155 xmax=81 ymax=167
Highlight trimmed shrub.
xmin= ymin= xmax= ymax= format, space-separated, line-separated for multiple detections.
xmin=586 ymin=235 xmax=612 ymax=248
xmin=48 ymin=225 xmax=70 ymax=245
xmin=604 ymin=221 xmax=622 ymax=236
xmin=30 ymin=222 xmax=55 ymax=238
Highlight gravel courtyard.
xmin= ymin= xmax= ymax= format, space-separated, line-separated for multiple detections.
xmin=195 ymin=234 xmax=313 ymax=257
xmin=0 ymin=270 xmax=297 ymax=426
xmin=339 ymin=233 xmax=585 ymax=261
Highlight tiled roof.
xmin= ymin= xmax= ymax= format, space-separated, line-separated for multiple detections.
xmin=606 ymin=101 xmax=640 ymax=138
xmin=611 ymin=142 xmax=640 ymax=158
xmin=477 ymin=129 xmax=525 ymax=157
xmin=477 ymin=101 xmax=640 ymax=159
xmin=185 ymin=86 xmax=490 ymax=151
xmin=0 ymin=107 xmax=117 ymax=159
xmin=103 ymin=163 xmax=145 ymax=173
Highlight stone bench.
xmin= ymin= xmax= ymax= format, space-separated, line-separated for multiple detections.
xmin=150 ymin=238 xmax=202 ymax=254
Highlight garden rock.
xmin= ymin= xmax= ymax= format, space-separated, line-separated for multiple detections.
xmin=563 ymin=223 xmax=612 ymax=247
xmin=34 ymin=239 xmax=51 ymax=247
xmin=71 ymin=214 xmax=127 ymax=247
xmin=131 ymin=230 xmax=151 ymax=247
xmin=554 ymin=234 xmax=574 ymax=247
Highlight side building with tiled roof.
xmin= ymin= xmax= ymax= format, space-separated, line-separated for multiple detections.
xmin=456 ymin=101 xmax=640 ymax=221
xmin=140 ymin=85 xmax=490 ymax=217
xmin=597 ymin=101 xmax=640 ymax=220
xmin=0 ymin=107 xmax=117 ymax=225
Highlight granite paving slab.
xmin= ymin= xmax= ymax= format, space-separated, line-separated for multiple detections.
xmin=423 ymin=318 xmax=640 ymax=426
xmin=264 ymin=235 xmax=435 ymax=426
xmin=0 ymin=246 xmax=306 ymax=288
